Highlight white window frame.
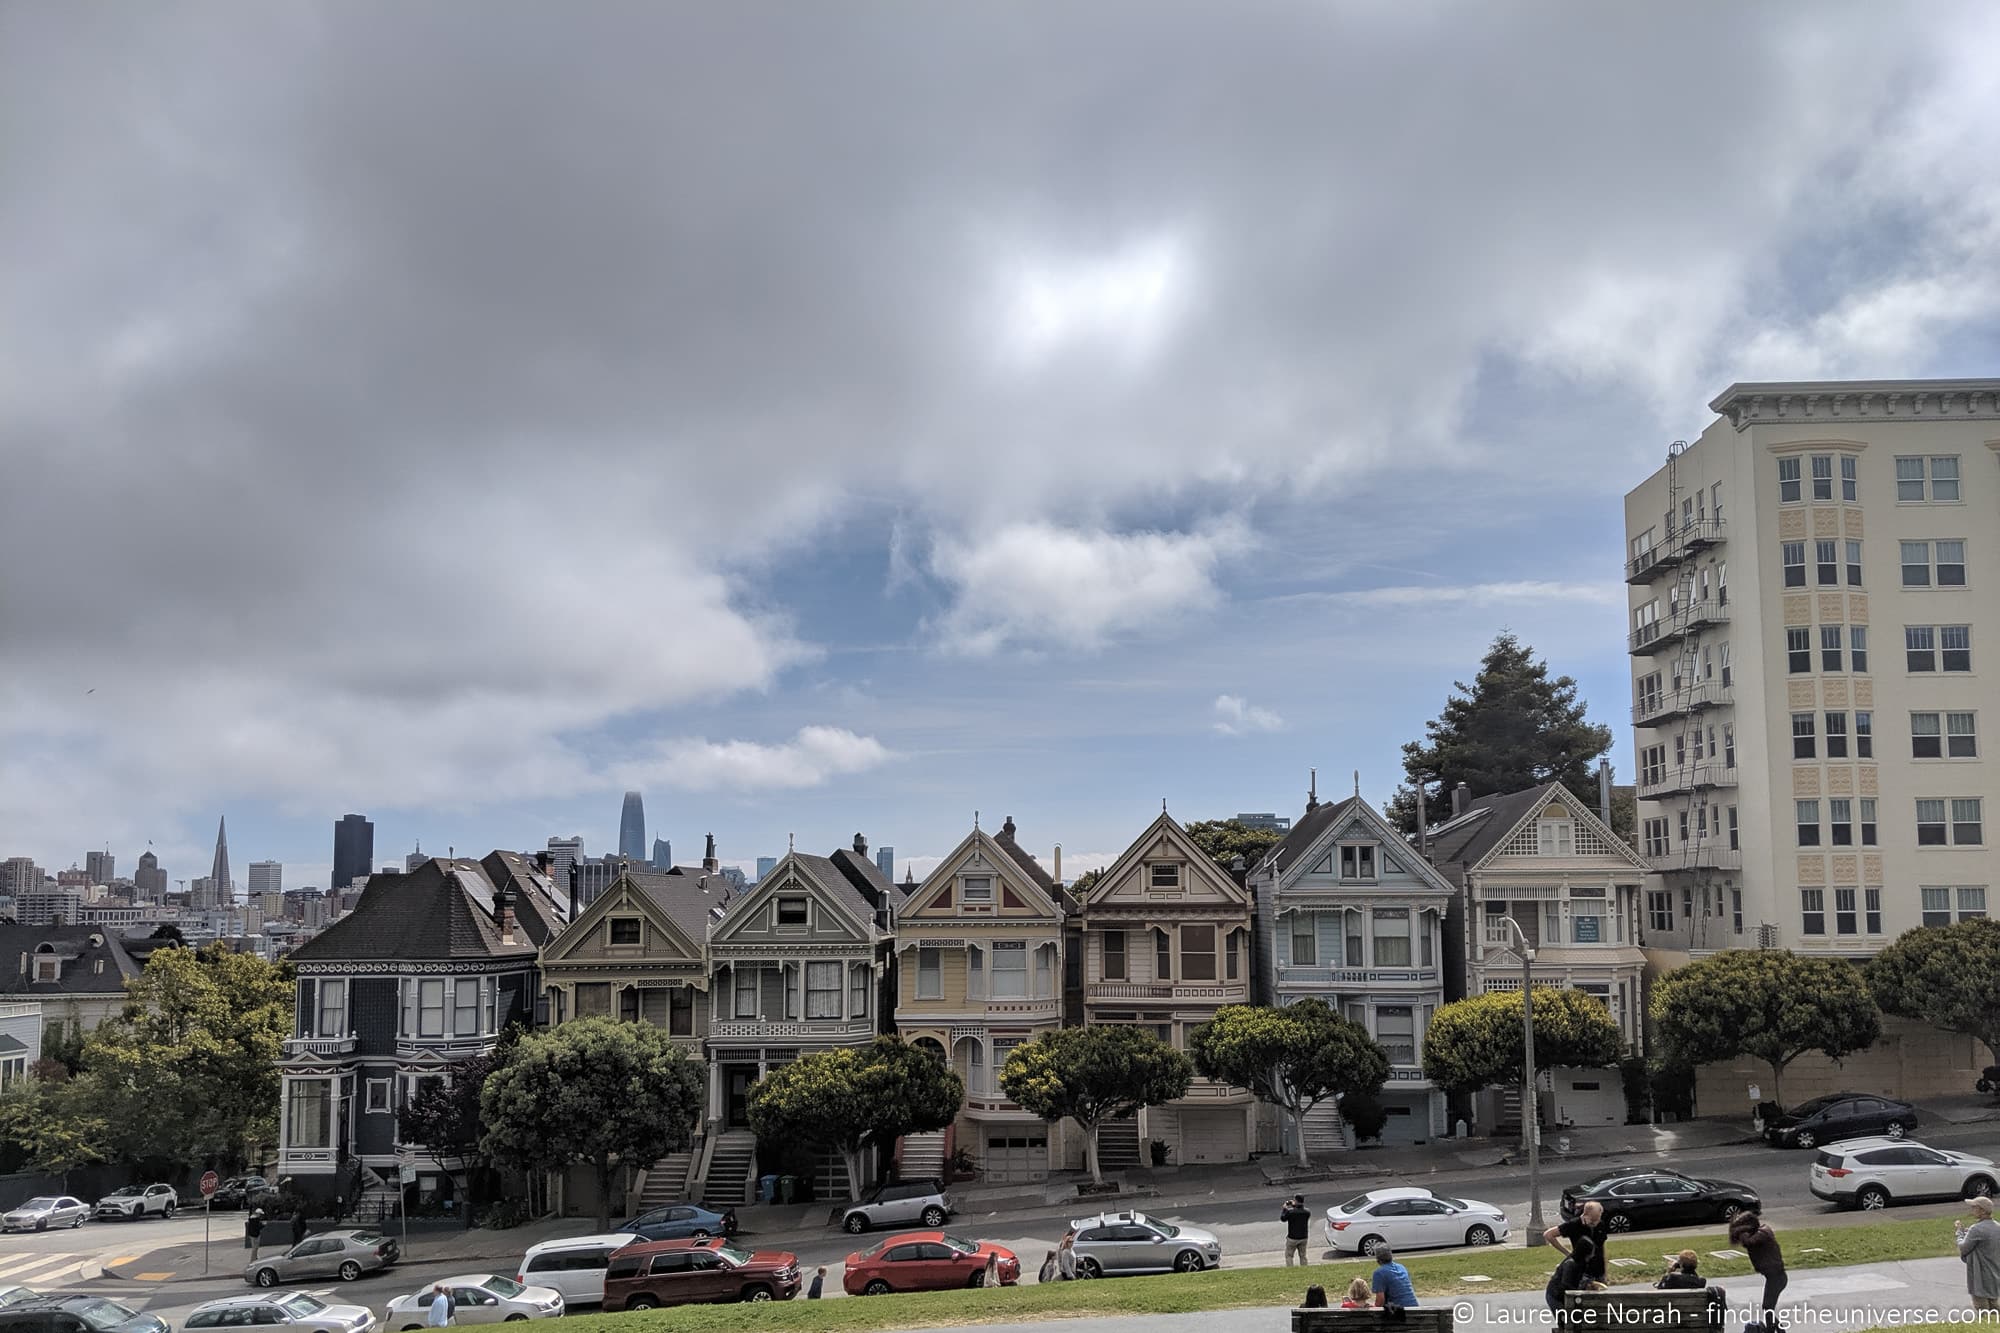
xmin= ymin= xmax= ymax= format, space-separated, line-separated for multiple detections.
xmin=316 ymin=978 xmax=348 ymax=1038
xmin=804 ymin=961 xmax=842 ymax=1019
xmin=990 ymin=940 xmax=1029 ymax=998
xmin=960 ymin=876 xmax=993 ymax=907
xmin=1179 ymin=924 xmax=1217 ymax=982
xmin=1149 ymin=863 xmax=1180 ymax=889
xmin=364 ymin=1078 xmax=392 ymax=1114
xmin=916 ymin=947 xmax=942 ymax=1000
xmin=1289 ymin=914 xmax=1317 ymax=967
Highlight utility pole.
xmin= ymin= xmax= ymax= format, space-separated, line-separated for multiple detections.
xmin=1501 ymin=915 xmax=1546 ymax=1246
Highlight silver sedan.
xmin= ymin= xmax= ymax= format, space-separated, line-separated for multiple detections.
xmin=244 ymin=1231 xmax=399 ymax=1287
xmin=185 ymin=1293 xmax=375 ymax=1333
xmin=383 ymin=1275 xmax=564 ymax=1328
xmin=1 ymin=1197 xmax=89 ymax=1233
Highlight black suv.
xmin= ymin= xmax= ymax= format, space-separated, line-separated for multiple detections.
xmin=1763 ymin=1093 xmax=1919 ymax=1149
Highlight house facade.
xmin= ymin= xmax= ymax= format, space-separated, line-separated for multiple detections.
xmin=0 ymin=924 xmax=145 ymax=1038
xmin=1425 ymin=782 xmax=1650 ymax=1129
xmin=891 ymin=817 xmax=1067 ymax=1183
xmin=1252 ymin=793 xmax=1454 ymax=1152
xmin=1076 ymin=812 xmax=1257 ymax=1168
xmin=277 ymin=853 xmax=566 ymax=1201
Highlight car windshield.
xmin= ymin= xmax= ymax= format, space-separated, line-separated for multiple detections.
xmin=65 ymin=1300 xmax=138 ymax=1331
xmin=940 ymin=1236 xmax=979 ymax=1255
xmin=477 ymin=1278 xmax=524 ymax=1299
xmin=1432 ymin=1195 xmax=1467 ymax=1209
xmin=277 ymin=1296 xmax=326 ymax=1317
xmin=714 ymin=1245 xmax=754 ymax=1266
xmin=22 ymin=1198 xmax=59 ymax=1209
xmin=349 ymin=1233 xmax=383 ymax=1245
xmin=105 ymin=1187 xmax=140 ymax=1198
xmin=1334 ymin=1194 xmax=1372 ymax=1214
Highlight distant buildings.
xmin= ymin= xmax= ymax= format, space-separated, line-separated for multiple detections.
xmin=619 ymin=791 xmax=647 ymax=862
xmin=0 ymin=858 xmax=42 ymax=898
xmin=332 ymin=814 xmax=374 ymax=891
xmin=546 ymin=836 xmax=583 ymax=887
xmin=249 ymin=860 xmax=283 ymax=897
xmin=874 ymin=845 xmax=895 ymax=884
xmin=755 ymin=856 xmax=777 ymax=882
xmin=135 ymin=851 xmax=166 ymax=900
xmin=85 ymin=850 xmax=115 ymax=885
xmin=209 ymin=816 xmax=232 ymax=903
xmin=15 ymin=885 xmax=85 ymax=926
xmin=651 ymin=838 xmax=673 ymax=871
xmin=1233 ymin=812 xmax=1292 ymax=834
xmin=405 ymin=846 xmax=430 ymax=871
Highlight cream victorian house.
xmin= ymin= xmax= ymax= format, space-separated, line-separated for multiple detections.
xmin=1074 ymin=811 xmax=1257 ymax=1168
xmin=891 ymin=817 xmax=1068 ymax=1184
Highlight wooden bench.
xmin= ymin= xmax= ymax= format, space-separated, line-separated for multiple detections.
xmin=1560 ymin=1287 xmax=1723 ymax=1328
xmin=1292 ymin=1308 xmax=1455 ymax=1333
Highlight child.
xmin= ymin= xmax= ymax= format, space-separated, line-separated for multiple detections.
xmin=807 ymin=1265 xmax=825 ymax=1299
xmin=1657 ymin=1249 xmax=1705 ymax=1290
xmin=1038 ymin=1250 xmax=1058 ymax=1284
xmin=1301 ymin=1285 xmax=1329 ymax=1309
xmin=1341 ymin=1278 xmax=1373 ymax=1309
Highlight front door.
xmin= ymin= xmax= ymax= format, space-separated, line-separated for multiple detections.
xmin=725 ymin=1067 xmax=758 ymax=1128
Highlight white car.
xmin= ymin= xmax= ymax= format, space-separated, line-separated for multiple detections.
xmin=516 ymin=1233 xmax=639 ymax=1306
xmin=94 ymin=1184 xmax=178 ymax=1221
xmin=185 ymin=1293 xmax=375 ymax=1333
xmin=383 ymin=1275 xmax=564 ymax=1329
xmin=1324 ymin=1187 xmax=1510 ymax=1256
xmin=1810 ymin=1137 xmax=2000 ymax=1210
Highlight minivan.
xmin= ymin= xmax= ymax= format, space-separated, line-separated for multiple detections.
xmin=516 ymin=1233 xmax=640 ymax=1306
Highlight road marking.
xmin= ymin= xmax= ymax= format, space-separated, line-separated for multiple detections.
xmin=107 ymin=1255 xmax=142 ymax=1267
xmin=134 ymin=1273 xmax=178 ymax=1283
xmin=0 ymin=1255 xmax=88 ymax=1281
xmin=12 ymin=1261 xmax=85 ymax=1284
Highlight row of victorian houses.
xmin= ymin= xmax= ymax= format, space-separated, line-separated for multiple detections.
xmin=271 ymin=782 xmax=1651 ymax=1215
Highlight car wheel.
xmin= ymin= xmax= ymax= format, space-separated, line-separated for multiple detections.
xmin=690 ymin=1229 xmax=710 ymax=1239
xmin=921 ymin=1206 xmax=947 ymax=1227
xmin=1718 ymin=1203 xmax=1743 ymax=1223
xmin=1965 ymin=1177 xmax=1997 ymax=1200
xmin=34 ymin=1219 xmax=46 ymax=1233
xmin=1173 ymin=1249 xmax=1203 ymax=1273
xmin=624 ymin=1296 xmax=658 ymax=1311
xmin=1885 ymin=1121 xmax=1908 ymax=1139
xmin=338 ymin=1260 xmax=363 ymax=1282
xmin=504 ymin=1315 xmax=529 ymax=1322
xmin=1857 ymin=1185 xmax=1890 ymax=1211
xmin=843 ymin=1213 xmax=868 ymax=1234
xmin=1358 ymin=1235 xmax=1386 ymax=1259
xmin=863 ymin=1280 xmax=892 ymax=1296
xmin=1794 ymin=1131 xmax=1817 ymax=1150
xmin=1606 ymin=1213 xmax=1633 ymax=1233
xmin=1080 ymin=1257 xmax=1104 ymax=1279
xmin=255 ymin=1268 xmax=279 ymax=1288
xmin=163 ymin=1205 xmax=176 ymax=1219
xmin=69 ymin=1216 xmax=82 ymax=1229
xmin=742 ymin=1285 xmax=773 ymax=1302
xmin=1466 ymin=1225 xmax=1496 ymax=1247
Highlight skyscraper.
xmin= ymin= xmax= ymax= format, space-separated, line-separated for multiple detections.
xmin=333 ymin=814 xmax=374 ymax=890
xmin=135 ymin=850 xmax=166 ymax=900
xmin=85 ymin=850 xmax=115 ymax=884
xmin=618 ymin=791 xmax=647 ymax=862
xmin=755 ymin=856 xmax=777 ymax=882
xmin=249 ymin=860 xmax=283 ymax=896
xmin=651 ymin=838 xmax=672 ymax=870
xmin=546 ymin=836 xmax=584 ymax=887
xmin=210 ymin=816 xmax=232 ymax=903
xmin=875 ymin=845 xmax=894 ymax=883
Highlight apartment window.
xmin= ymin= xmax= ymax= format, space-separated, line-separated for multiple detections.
xmin=1899 ymin=455 xmax=1961 ymax=502
xmin=1830 ymin=798 xmax=1853 ymax=847
xmin=1702 ymin=647 xmax=1714 ymax=681
xmin=1918 ymin=799 xmax=1948 ymax=845
xmin=1728 ymin=806 xmax=1739 ymax=851
xmin=1287 ymin=915 xmax=1316 ymax=967
xmin=1643 ymin=817 xmax=1669 ymax=858
xmin=1373 ymin=908 xmax=1412 ymax=967
xmin=1816 ymin=539 xmax=1839 ymax=586
xmin=1718 ymin=562 xmax=1729 ymax=604
xmin=1866 ymin=888 xmax=1883 ymax=935
xmin=1921 ymin=886 xmax=1953 ymax=927
xmin=670 ymin=985 xmax=694 ymax=1035
xmin=1943 ymin=625 xmax=1972 ymax=671
xmin=1636 ymin=671 xmax=1662 ymax=715
xmin=1340 ymin=844 xmax=1377 ymax=880
xmin=1792 ymin=712 xmax=1816 ymax=759
xmin=1783 ymin=541 xmax=1807 ymax=587
xmin=1961 ymin=886 xmax=1989 ymax=919
xmin=1345 ymin=911 xmax=1365 ymax=967
xmin=1908 ymin=626 xmax=1937 ymax=672
xmin=1902 ymin=540 xmax=1968 ymax=587
xmin=1682 ymin=497 xmax=1695 ymax=531
xmin=1678 ymin=810 xmax=1689 ymax=844
xmin=1938 ymin=541 xmax=1968 ymax=586
xmin=1913 ymin=712 xmax=1945 ymax=758
xmin=1720 ymin=641 xmax=1733 ymax=686
xmin=1153 ymin=928 xmax=1172 ymax=981
xmin=1180 ymin=925 xmax=1216 ymax=982
xmin=1641 ymin=745 xmax=1666 ymax=787
xmin=364 ymin=1079 xmax=391 ymax=1114
xmin=734 ymin=966 xmax=757 ymax=1019
xmin=608 ymin=917 xmax=642 ymax=946
xmin=1787 ymin=627 xmax=1811 ymax=673
xmin=1821 ymin=625 xmax=1843 ymax=671
xmin=1841 ymin=455 xmax=1858 ymax=501
xmin=1861 ymin=799 xmax=1878 ymax=846
xmin=453 ymin=978 xmax=481 ymax=1037
xmin=1851 ymin=627 xmax=1869 ymax=673
xmin=1800 ymin=888 xmax=1826 ymax=936
xmin=1103 ymin=929 xmax=1127 ymax=980
xmin=1779 ymin=456 xmax=1802 ymax=502
xmin=1919 ymin=886 xmax=1986 ymax=926
xmin=775 ymin=897 xmax=809 ymax=928
xmin=1674 ymin=735 xmax=1687 ymax=767
xmin=1826 ymin=711 xmax=1848 ymax=758
xmin=960 ymin=876 xmax=993 ymax=905
xmin=1846 ymin=540 xmax=1864 ymax=586
xmin=1902 ymin=541 xmax=1931 ymax=587
xmin=916 ymin=947 xmax=942 ymax=1000
xmin=1948 ymin=712 xmax=1979 ymax=757
xmin=1835 ymin=887 xmax=1858 ymax=935
xmin=1811 ymin=454 xmax=1834 ymax=501
xmin=1149 ymin=863 xmax=1180 ymax=889
xmin=1797 ymin=800 xmax=1821 ymax=847
xmin=805 ymin=961 xmax=842 ymax=1018
xmin=316 ymin=979 xmax=347 ymax=1039
xmin=1724 ymin=725 xmax=1736 ymax=768
xmin=418 ymin=979 xmax=446 ymax=1037
xmin=1646 ymin=890 xmax=1673 ymax=933
xmin=1732 ymin=888 xmax=1744 ymax=935
xmin=1376 ymin=1006 xmax=1416 ymax=1065
xmin=1713 ymin=482 xmax=1724 ymax=521
xmin=1954 ymin=799 xmax=1984 ymax=845
xmin=991 ymin=941 xmax=1028 ymax=998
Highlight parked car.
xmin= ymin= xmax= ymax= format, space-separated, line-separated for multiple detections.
xmin=1 ymin=1199 xmax=88 ymax=1233
xmin=1810 ymin=1138 xmax=2000 ymax=1210
xmin=1763 ymin=1093 xmax=1919 ymax=1149
xmin=183 ymin=1293 xmax=374 ymax=1333
xmin=200 ymin=1177 xmax=281 ymax=1212
xmin=0 ymin=1297 xmax=166 ymax=1333
xmin=382 ymin=1275 xmax=563 ymax=1328
xmin=843 ymin=1232 xmax=1019 ymax=1295
xmin=831 ymin=1179 xmax=953 ymax=1234
xmin=92 ymin=1186 xmax=177 ymax=1222
xmin=516 ymin=1233 xmax=639 ymax=1306
xmin=0 ymin=1291 xmax=34 ymax=1311
xmin=1978 ymin=1066 xmax=2000 ymax=1095
xmin=616 ymin=1204 xmax=735 ymax=1241
xmin=244 ymin=1231 xmax=400 ymax=1287
xmin=1559 ymin=1169 xmax=1761 ymax=1232
xmin=1323 ymin=1188 xmax=1510 ymax=1255
xmin=1070 ymin=1211 xmax=1221 ymax=1276
xmin=601 ymin=1239 xmax=802 ymax=1309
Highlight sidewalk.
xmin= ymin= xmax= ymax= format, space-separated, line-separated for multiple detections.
xmin=1259 ymin=1116 xmax=1762 ymax=1185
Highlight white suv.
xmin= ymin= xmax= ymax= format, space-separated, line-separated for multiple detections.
xmin=94 ymin=1184 xmax=178 ymax=1220
xmin=516 ymin=1233 xmax=640 ymax=1306
xmin=1810 ymin=1137 xmax=1998 ymax=1210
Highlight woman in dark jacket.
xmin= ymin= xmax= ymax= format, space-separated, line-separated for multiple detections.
xmin=1728 ymin=1210 xmax=1786 ymax=1329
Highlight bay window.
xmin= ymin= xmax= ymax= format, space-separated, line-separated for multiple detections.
xmin=1289 ymin=915 xmax=1317 ymax=967
xmin=991 ymin=941 xmax=1028 ymax=998
xmin=849 ymin=965 xmax=869 ymax=1019
xmin=1101 ymin=931 xmax=1126 ymax=981
xmin=1180 ymin=925 xmax=1216 ymax=982
xmin=805 ymin=961 xmax=842 ymax=1018
xmin=285 ymin=1080 xmax=332 ymax=1149
xmin=917 ymin=947 xmax=942 ymax=1000
xmin=1372 ymin=907 xmax=1412 ymax=966
xmin=315 ymin=979 xmax=347 ymax=1038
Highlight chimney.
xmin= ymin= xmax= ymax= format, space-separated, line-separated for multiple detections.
xmin=702 ymin=833 xmax=719 ymax=874
xmin=1598 ymin=759 xmax=1613 ymax=828
xmin=1052 ymin=843 xmax=1062 ymax=883
xmin=493 ymin=882 xmax=517 ymax=945
xmin=854 ymin=833 xmax=868 ymax=857
xmin=567 ymin=861 xmax=579 ymax=922
xmin=1305 ymin=768 xmax=1319 ymax=813
xmin=1452 ymin=782 xmax=1470 ymax=817
xmin=999 ymin=816 xmax=1017 ymax=843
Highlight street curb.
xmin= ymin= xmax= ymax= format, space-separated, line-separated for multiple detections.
xmin=101 ymin=1248 xmax=528 ymax=1287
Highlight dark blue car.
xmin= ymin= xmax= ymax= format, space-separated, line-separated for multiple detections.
xmin=616 ymin=1204 xmax=736 ymax=1241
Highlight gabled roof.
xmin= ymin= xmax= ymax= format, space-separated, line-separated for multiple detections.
xmin=991 ymin=818 xmax=1070 ymax=908
xmin=1083 ymin=811 xmax=1250 ymax=912
xmin=624 ymin=867 xmax=733 ymax=947
xmin=1258 ymin=793 xmax=1456 ymax=897
xmin=0 ymin=924 xmax=143 ymax=997
xmin=711 ymin=847 xmax=882 ymax=942
xmin=898 ymin=823 xmax=1065 ymax=923
xmin=1422 ymin=781 xmax=1646 ymax=881
xmin=480 ymin=849 xmax=570 ymax=946
xmin=287 ymin=857 xmax=539 ymax=964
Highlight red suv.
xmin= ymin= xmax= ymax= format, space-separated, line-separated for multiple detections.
xmin=602 ymin=1239 xmax=801 ymax=1309
xmin=843 ymin=1232 xmax=1020 ymax=1295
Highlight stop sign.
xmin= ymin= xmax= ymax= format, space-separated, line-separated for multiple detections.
xmin=200 ymin=1170 xmax=219 ymax=1198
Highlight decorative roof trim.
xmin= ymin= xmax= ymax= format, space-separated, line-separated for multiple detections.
xmin=1710 ymin=379 xmax=2000 ymax=432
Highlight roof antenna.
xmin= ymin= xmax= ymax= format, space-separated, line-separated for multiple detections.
xmin=1307 ymin=767 xmax=1318 ymax=812
xmin=1162 ymin=797 xmax=1168 ymax=814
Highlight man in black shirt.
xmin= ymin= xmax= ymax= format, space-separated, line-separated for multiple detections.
xmin=1281 ymin=1195 xmax=1312 ymax=1266
xmin=1545 ymin=1201 xmax=1610 ymax=1284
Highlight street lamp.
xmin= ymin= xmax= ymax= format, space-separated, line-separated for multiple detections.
xmin=1497 ymin=915 xmax=1546 ymax=1247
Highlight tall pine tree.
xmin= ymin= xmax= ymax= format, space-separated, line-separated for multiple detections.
xmin=1388 ymin=633 xmax=1613 ymax=834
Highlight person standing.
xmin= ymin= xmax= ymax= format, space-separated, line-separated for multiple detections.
xmin=244 ymin=1209 xmax=265 ymax=1260
xmin=1545 ymin=1202 xmax=1610 ymax=1286
xmin=1281 ymin=1195 xmax=1312 ymax=1266
xmin=425 ymin=1286 xmax=453 ymax=1328
xmin=984 ymin=1250 xmax=1001 ymax=1288
xmin=1057 ymin=1229 xmax=1078 ymax=1280
xmin=1957 ymin=1197 xmax=2000 ymax=1313
xmin=1037 ymin=1250 xmax=1058 ymax=1284
xmin=1728 ymin=1209 xmax=1787 ymax=1330
xmin=1369 ymin=1246 xmax=1418 ymax=1308
xmin=807 ymin=1266 xmax=825 ymax=1300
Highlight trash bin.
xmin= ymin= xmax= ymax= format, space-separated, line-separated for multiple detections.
xmin=778 ymin=1175 xmax=797 ymax=1204
xmin=758 ymin=1174 xmax=778 ymax=1204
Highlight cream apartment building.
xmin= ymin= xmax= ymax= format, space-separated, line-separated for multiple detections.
xmin=1625 ymin=380 xmax=1998 ymax=974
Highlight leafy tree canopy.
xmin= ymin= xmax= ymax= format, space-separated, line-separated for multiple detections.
xmin=1866 ymin=920 xmax=2000 ymax=1062
xmin=481 ymin=1017 xmax=705 ymax=1229
xmin=1652 ymin=949 xmax=1880 ymax=1107
xmin=1189 ymin=1000 xmax=1388 ymax=1166
xmin=1183 ymin=820 xmax=1283 ymax=871
xmin=1386 ymin=633 xmax=1615 ymax=834
xmin=1066 ymin=868 xmax=1103 ymax=896
xmin=1000 ymin=1026 xmax=1192 ymax=1183
xmin=746 ymin=1036 xmax=963 ymax=1198
xmin=1421 ymin=988 xmax=1624 ymax=1094
xmin=0 ymin=1080 xmax=105 ymax=1186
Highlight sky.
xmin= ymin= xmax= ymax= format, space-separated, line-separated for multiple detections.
xmin=5 ymin=2 xmax=2000 ymax=894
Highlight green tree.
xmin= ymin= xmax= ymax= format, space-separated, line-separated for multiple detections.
xmin=77 ymin=943 xmax=291 ymax=1172
xmin=1188 ymin=1001 xmax=1389 ymax=1166
xmin=1386 ymin=633 xmax=1615 ymax=834
xmin=1421 ymin=988 xmax=1625 ymax=1095
xmin=1866 ymin=920 xmax=2000 ymax=1066
xmin=481 ymin=1018 xmax=704 ymax=1230
xmin=1067 ymin=868 xmax=1104 ymax=897
xmin=1652 ymin=950 xmax=1881 ymax=1108
xmin=1340 ymin=1088 xmax=1388 ymax=1144
xmin=398 ymin=1051 xmax=493 ymax=1222
xmin=1183 ymin=820 xmax=1283 ymax=872
xmin=999 ymin=1026 xmax=1193 ymax=1184
xmin=746 ymin=1036 xmax=963 ymax=1199
xmin=0 ymin=1080 xmax=105 ymax=1188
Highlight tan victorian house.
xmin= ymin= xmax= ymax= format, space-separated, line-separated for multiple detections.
xmin=1075 ymin=811 xmax=1257 ymax=1168
xmin=891 ymin=817 xmax=1068 ymax=1183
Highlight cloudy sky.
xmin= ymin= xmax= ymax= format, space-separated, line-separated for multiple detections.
xmin=6 ymin=3 xmax=1999 ymax=892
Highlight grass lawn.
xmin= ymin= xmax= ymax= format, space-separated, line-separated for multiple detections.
xmin=569 ymin=1215 xmax=1967 ymax=1333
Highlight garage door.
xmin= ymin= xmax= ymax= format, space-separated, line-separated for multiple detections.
xmin=983 ymin=1131 xmax=1047 ymax=1183
xmin=1374 ymin=1098 xmax=1428 ymax=1146
xmin=1178 ymin=1108 xmax=1247 ymax=1164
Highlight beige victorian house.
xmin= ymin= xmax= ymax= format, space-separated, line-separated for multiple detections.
xmin=1074 ymin=811 xmax=1257 ymax=1168
xmin=891 ymin=817 xmax=1068 ymax=1183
